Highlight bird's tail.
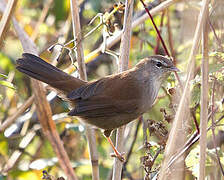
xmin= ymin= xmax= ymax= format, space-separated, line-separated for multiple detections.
xmin=16 ymin=53 xmax=86 ymax=94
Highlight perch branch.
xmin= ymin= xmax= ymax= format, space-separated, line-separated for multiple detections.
xmin=70 ymin=0 xmax=99 ymax=179
xmin=0 ymin=0 xmax=17 ymax=47
xmin=159 ymin=0 xmax=210 ymax=179
xmin=199 ymin=7 xmax=209 ymax=180
xmin=112 ymin=0 xmax=134 ymax=179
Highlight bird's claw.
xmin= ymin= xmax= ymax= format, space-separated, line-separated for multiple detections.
xmin=110 ymin=152 xmax=125 ymax=162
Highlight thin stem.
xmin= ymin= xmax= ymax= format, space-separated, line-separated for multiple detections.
xmin=123 ymin=119 xmax=141 ymax=169
xmin=166 ymin=10 xmax=176 ymax=64
xmin=139 ymin=0 xmax=183 ymax=90
xmin=139 ymin=0 xmax=170 ymax=56
xmin=0 ymin=95 xmax=34 ymax=132
xmin=211 ymin=80 xmax=224 ymax=176
xmin=199 ymin=9 xmax=209 ymax=179
xmin=84 ymin=0 xmax=180 ymax=64
xmin=208 ymin=18 xmax=223 ymax=50
xmin=70 ymin=1 xmax=99 ymax=180
xmin=31 ymin=0 xmax=53 ymax=41
xmin=154 ymin=10 xmax=165 ymax=54
xmin=191 ymin=107 xmax=200 ymax=134
xmin=112 ymin=0 xmax=134 ymax=179
xmin=159 ymin=0 xmax=210 ymax=179
xmin=0 ymin=0 xmax=18 ymax=48
xmin=167 ymin=108 xmax=222 ymax=169
xmin=13 ymin=5 xmax=78 ymax=178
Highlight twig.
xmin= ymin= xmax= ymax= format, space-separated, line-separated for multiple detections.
xmin=112 ymin=0 xmax=134 ymax=180
xmin=154 ymin=10 xmax=165 ymax=54
xmin=166 ymin=10 xmax=176 ymax=64
xmin=70 ymin=0 xmax=87 ymax=80
xmin=167 ymin=108 xmax=221 ymax=169
xmin=70 ymin=1 xmax=99 ymax=180
xmin=140 ymin=0 xmax=170 ymax=56
xmin=159 ymin=0 xmax=210 ymax=179
xmin=0 ymin=95 xmax=34 ymax=132
xmin=208 ymin=18 xmax=223 ymax=50
xmin=31 ymin=80 xmax=80 ymax=180
xmin=199 ymin=7 xmax=209 ymax=179
xmin=2 ymin=116 xmax=72 ymax=173
xmin=142 ymin=116 xmax=148 ymax=145
xmin=211 ymin=80 xmax=224 ymax=176
xmin=123 ymin=119 xmax=141 ymax=171
xmin=2 ymin=126 xmax=39 ymax=173
xmin=139 ymin=0 xmax=183 ymax=91
xmin=85 ymin=0 xmax=181 ymax=63
xmin=152 ymin=147 xmax=163 ymax=167
xmin=0 ymin=0 xmax=17 ymax=47
xmin=191 ymin=107 xmax=200 ymax=134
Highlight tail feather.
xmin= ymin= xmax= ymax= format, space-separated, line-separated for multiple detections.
xmin=16 ymin=53 xmax=86 ymax=94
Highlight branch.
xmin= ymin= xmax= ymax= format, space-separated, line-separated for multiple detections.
xmin=84 ymin=0 xmax=181 ymax=62
xmin=211 ymin=80 xmax=224 ymax=175
xmin=0 ymin=0 xmax=17 ymax=47
xmin=122 ymin=119 xmax=141 ymax=178
xmin=112 ymin=0 xmax=134 ymax=179
xmin=199 ymin=6 xmax=209 ymax=180
xmin=159 ymin=0 xmax=210 ymax=179
xmin=0 ymin=95 xmax=34 ymax=132
xmin=167 ymin=107 xmax=219 ymax=168
xmin=70 ymin=0 xmax=99 ymax=179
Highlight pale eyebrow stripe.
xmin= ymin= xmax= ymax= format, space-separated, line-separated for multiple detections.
xmin=152 ymin=58 xmax=168 ymax=67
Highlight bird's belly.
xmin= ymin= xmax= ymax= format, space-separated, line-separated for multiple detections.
xmin=78 ymin=112 xmax=141 ymax=130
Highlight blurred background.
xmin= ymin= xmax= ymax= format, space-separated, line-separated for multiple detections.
xmin=0 ymin=0 xmax=223 ymax=179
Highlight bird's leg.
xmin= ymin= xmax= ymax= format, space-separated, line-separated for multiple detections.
xmin=103 ymin=130 xmax=125 ymax=162
xmin=106 ymin=136 xmax=125 ymax=162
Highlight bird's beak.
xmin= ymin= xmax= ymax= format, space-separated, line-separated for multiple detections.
xmin=169 ymin=66 xmax=180 ymax=72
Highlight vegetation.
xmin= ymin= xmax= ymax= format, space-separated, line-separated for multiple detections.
xmin=0 ymin=0 xmax=223 ymax=179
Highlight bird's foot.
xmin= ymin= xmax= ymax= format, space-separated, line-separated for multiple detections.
xmin=105 ymin=136 xmax=125 ymax=162
xmin=110 ymin=152 xmax=125 ymax=162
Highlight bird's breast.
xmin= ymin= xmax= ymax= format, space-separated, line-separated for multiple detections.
xmin=139 ymin=80 xmax=161 ymax=113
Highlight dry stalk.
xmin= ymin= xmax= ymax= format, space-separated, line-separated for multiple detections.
xmin=199 ymin=6 xmax=209 ymax=180
xmin=159 ymin=0 xmax=210 ymax=179
xmin=85 ymin=0 xmax=181 ymax=62
xmin=70 ymin=0 xmax=99 ymax=179
xmin=0 ymin=0 xmax=17 ymax=47
xmin=112 ymin=0 xmax=134 ymax=180
xmin=0 ymin=95 xmax=34 ymax=132
xmin=210 ymin=80 xmax=224 ymax=175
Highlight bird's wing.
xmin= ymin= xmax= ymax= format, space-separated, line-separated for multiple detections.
xmin=67 ymin=74 xmax=142 ymax=117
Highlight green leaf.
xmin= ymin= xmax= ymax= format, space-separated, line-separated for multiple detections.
xmin=0 ymin=80 xmax=16 ymax=90
xmin=0 ymin=140 xmax=8 ymax=156
xmin=0 ymin=134 xmax=8 ymax=157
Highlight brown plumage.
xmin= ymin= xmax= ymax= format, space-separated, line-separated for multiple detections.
xmin=16 ymin=53 xmax=178 ymax=161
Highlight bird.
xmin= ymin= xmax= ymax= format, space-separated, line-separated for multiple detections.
xmin=16 ymin=53 xmax=179 ymax=161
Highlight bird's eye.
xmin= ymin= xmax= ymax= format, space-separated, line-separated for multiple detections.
xmin=155 ymin=61 xmax=162 ymax=68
